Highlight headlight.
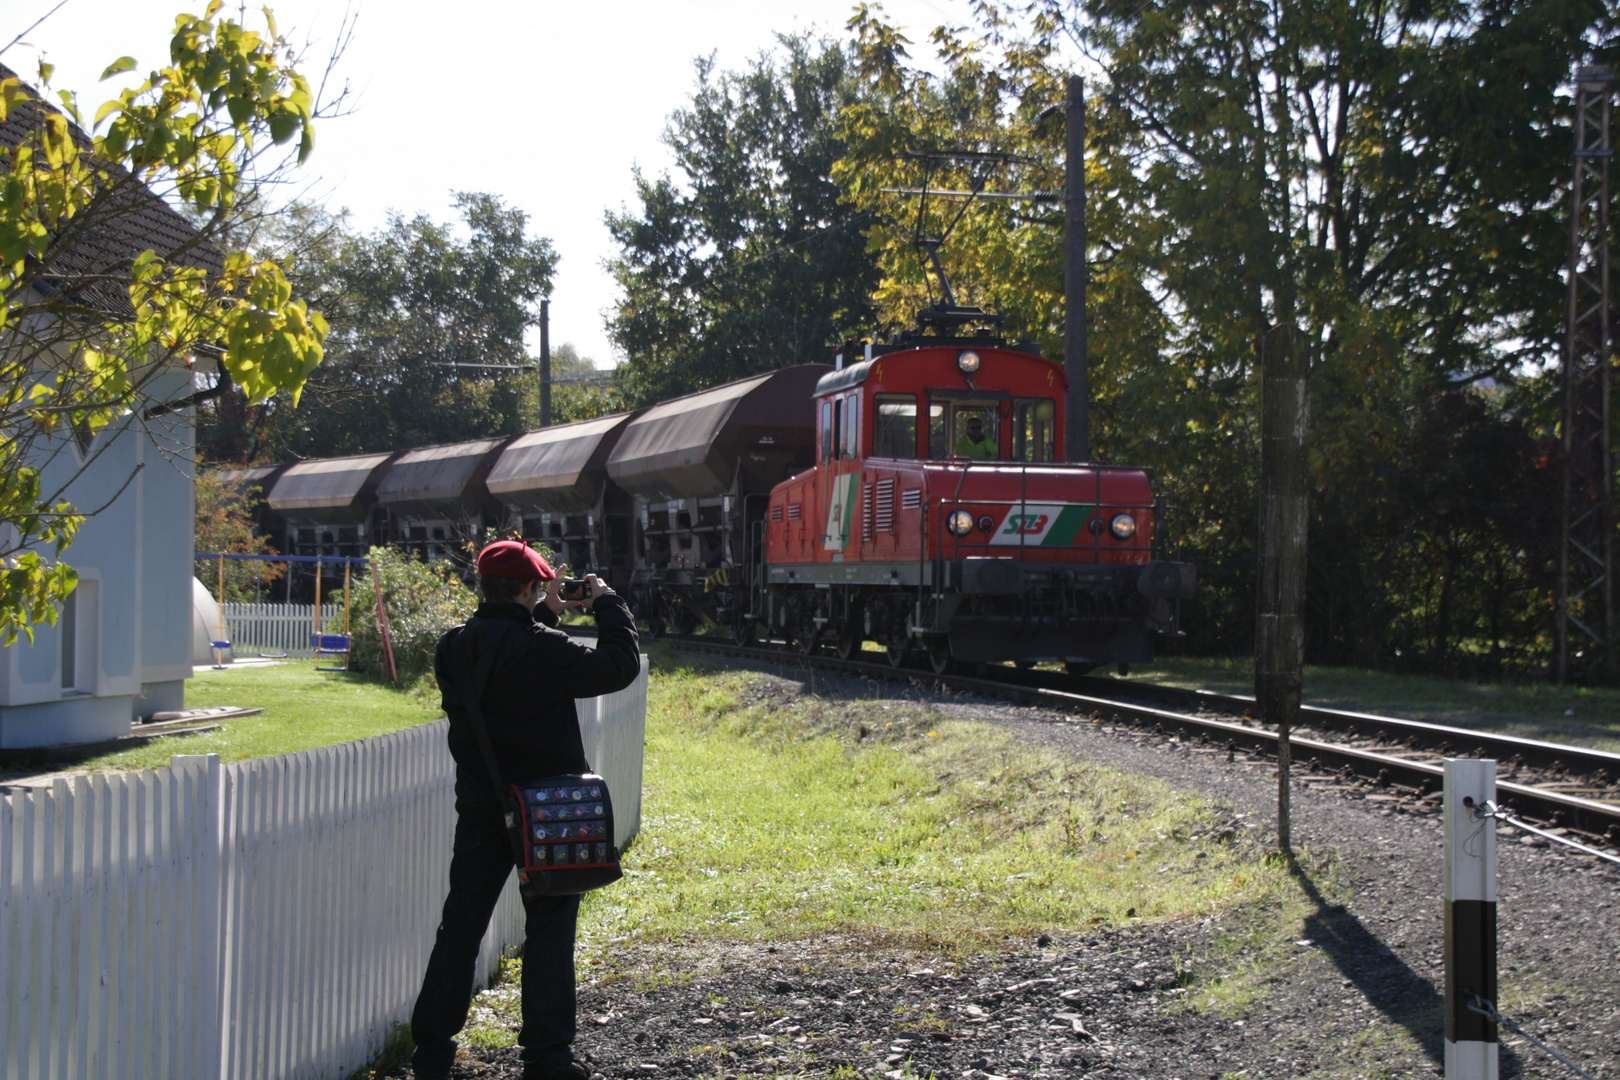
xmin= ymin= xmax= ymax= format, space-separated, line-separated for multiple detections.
xmin=957 ymin=350 xmax=981 ymax=374
xmin=978 ymin=514 xmax=996 ymax=533
xmin=949 ymin=509 xmax=975 ymax=536
xmin=1110 ymin=513 xmax=1137 ymax=540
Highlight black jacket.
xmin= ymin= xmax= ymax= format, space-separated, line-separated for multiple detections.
xmin=434 ymin=593 xmax=641 ymax=809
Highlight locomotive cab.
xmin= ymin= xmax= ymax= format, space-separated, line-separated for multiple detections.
xmin=755 ymin=341 xmax=1195 ymax=672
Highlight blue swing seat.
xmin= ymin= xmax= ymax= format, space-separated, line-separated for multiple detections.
xmin=312 ymin=633 xmax=352 ymax=671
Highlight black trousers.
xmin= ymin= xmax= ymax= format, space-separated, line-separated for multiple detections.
xmin=411 ymin=800 xmax=581 ymax=1078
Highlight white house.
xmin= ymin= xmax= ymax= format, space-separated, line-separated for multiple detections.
xmin=0 ymin=67 xmax=209 ymax=748
xmin=0 ymin=389 xmax=198 ymax=747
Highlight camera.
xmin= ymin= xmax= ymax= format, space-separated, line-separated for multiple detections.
xmin=558 ymin=578 xmax=589 ymax=602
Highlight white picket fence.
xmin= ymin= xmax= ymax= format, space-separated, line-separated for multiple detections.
xmin=0 ymin=657 xmax=648 ymax=1080
xmin=222 ymin=602 xmax=344 ymax=657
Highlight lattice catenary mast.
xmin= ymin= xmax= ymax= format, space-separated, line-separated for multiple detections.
xmin=1558 ymin=65 xmax=1614 ymax=684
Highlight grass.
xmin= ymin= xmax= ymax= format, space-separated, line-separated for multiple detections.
xmin=31 ymin=648 xmax=1348 ymax=1058
xmin=455 ymin=648 xmax=1337 ymax=1050
xmin=66 ymin=662 xmax=442 ymax=772
xmin=1103 ymin=655 xmax=1620 ymax=753
xmin=576 ymin=649 xmax=1307 ymax=948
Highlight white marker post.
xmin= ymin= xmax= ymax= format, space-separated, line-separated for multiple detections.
xmin=1444 ymin=758 xmax=1498 ymax=1080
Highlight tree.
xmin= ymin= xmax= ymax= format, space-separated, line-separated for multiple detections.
xmin=194 ymin=468 xmax=283 ymax=601
xmin=606 ymin=36 xmax=881 ymax=405
xmin=1 ymin=3 xmax=334 ymax=644
xmin=220 ymin=192 xmax=558 ymax=460
xmin=547 ymin=342 xmax=626 ymax=425
xmin=905 ymin=0 xmax=1612 ymax=676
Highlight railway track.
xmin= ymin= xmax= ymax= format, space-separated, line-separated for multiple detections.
xmin=636 ymin=630 xmax=1620 ymax=850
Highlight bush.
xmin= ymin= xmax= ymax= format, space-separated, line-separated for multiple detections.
xmin=349 ymin=546 xmax=476 ymax=684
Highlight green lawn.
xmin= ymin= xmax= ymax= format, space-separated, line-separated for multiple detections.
xmin=1124 ymin=656 xmax=1620 ymax=752
xmin=453 ymin=648 xmax=1330 ymax=1050
xmin=71 ymin=662 xmax=442 ymax=772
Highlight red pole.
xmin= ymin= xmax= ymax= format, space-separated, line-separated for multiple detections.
xmin=372 ymin=559 xmax=398 ymax=684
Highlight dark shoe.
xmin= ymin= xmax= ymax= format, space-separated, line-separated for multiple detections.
xmin=522 ymin=1061 xmax=589 ymax=1080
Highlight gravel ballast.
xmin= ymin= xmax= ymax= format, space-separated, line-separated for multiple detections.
xmin=399 ymin=663 xmax=1620 ymax=1080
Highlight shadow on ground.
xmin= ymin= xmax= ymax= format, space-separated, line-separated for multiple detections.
xmin=1288 ymin=856 xmax=1526 ymax=1076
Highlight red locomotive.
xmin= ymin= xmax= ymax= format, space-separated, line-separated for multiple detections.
xmin=750 ymin=339 xmax=1195 ymax=673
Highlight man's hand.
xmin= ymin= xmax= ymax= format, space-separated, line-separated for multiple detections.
xmin=541 ymin=577 xmax=577 ymax=615
xmin=585 ymin=573 xmax=615 ymax=603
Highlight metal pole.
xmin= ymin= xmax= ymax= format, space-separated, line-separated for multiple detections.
xmin=312 ymin=556 xmax=322 ymax=666
xmin=540 ymin=297 xmax=553 ymax=428
xmin=1558 ymin=65 xmax=1613 ymax=684
xmin=216 ymin=553 xmax=227 ymax=667
xmin=1064 ymin=74 xmax=1089 ymax=463
xmin=1444 ymin=758 xmax=1498 ymax=1080
xmin=342 ymin=560 xmax=352 ymax=672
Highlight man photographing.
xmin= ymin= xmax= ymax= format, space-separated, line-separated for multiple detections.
xmin=411 ymin=540 xmax=640 ymax=1080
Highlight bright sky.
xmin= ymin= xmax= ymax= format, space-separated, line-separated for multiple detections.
xmin=10 ymin=0 xmax=990 ymax=368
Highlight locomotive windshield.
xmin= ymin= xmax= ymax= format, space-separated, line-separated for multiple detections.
xmin=929 ymin=402 xmax=1000 ymax=460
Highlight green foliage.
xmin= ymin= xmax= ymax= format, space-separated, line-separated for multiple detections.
xmin=0 ymin=4 xmax=328 ymax=643
xmin=605 ymin=36 xmax=881 ymax=405
xmin=349 ymin=546 xmax=476 ymax=685
xmin=832 ymin=0 xmax=1613 ymax=675
xmin=194 ymin=468 xmax=283 ymax=600
xmin=547 ymin=342 xmax=626 ymax=424
xmin=234 ymin=193 xmax=558 ymax=460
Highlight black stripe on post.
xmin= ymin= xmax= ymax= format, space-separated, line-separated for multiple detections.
xmin=1444 ymin=898 xmax=1498 ymax=1045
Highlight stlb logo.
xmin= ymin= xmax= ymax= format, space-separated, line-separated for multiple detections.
xmin=1002 ymin=513 xmax=1048 ymax=536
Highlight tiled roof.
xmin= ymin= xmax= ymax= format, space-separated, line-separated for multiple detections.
xmin=0 ymin=61 xmax=224 ymax=316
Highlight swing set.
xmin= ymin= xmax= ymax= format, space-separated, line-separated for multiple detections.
xmin=196 ymin=552 xmax=399 ymax=682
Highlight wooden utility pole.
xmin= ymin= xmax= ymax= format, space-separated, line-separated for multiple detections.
xmin=1255 ymin=308 xmax=1308 ymax=853
xmin=540 ymin=298 xmax=553 ymax=428
xmin=1064 ymin=75 xmax=1089 ymax=463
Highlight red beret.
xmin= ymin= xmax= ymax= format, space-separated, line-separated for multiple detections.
xmin=475 ymin=540 xmax=555 ymax=581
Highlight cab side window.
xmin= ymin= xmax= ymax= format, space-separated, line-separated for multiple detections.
xmin=820 ymin=399 xmax=834 ymax=462
xmin=1012 ymin=398 xmax=1056 ymax=462
xmin=874 ymin=394 xmax=917 ymax=458
xmin=843 ymin=394 xmax=860 ymax=459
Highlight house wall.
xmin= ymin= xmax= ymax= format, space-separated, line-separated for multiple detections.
xmin=0 ymin=370 xmax=196 ymax=747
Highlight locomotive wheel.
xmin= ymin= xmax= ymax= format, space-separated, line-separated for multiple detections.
xmin=927 ymin=644 xmax=952 ymax=676
xmin=1065 ymin=662 xmax=1097 ymax=677
xmin=646 ymin=616 xmax=666 ymax=640
xmin=885 ymin=642 xmax=908 ymax=667
xmin=834 ymin=632 xmax=860 ymax=661
xmin=731 ymin=614 xmax=756 ymax=647
xmin=796 ymin=629 xmax=820 ymax=656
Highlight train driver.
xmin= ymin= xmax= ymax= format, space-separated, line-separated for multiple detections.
xmin=954 ymin=413 xmax=999 ymax=460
